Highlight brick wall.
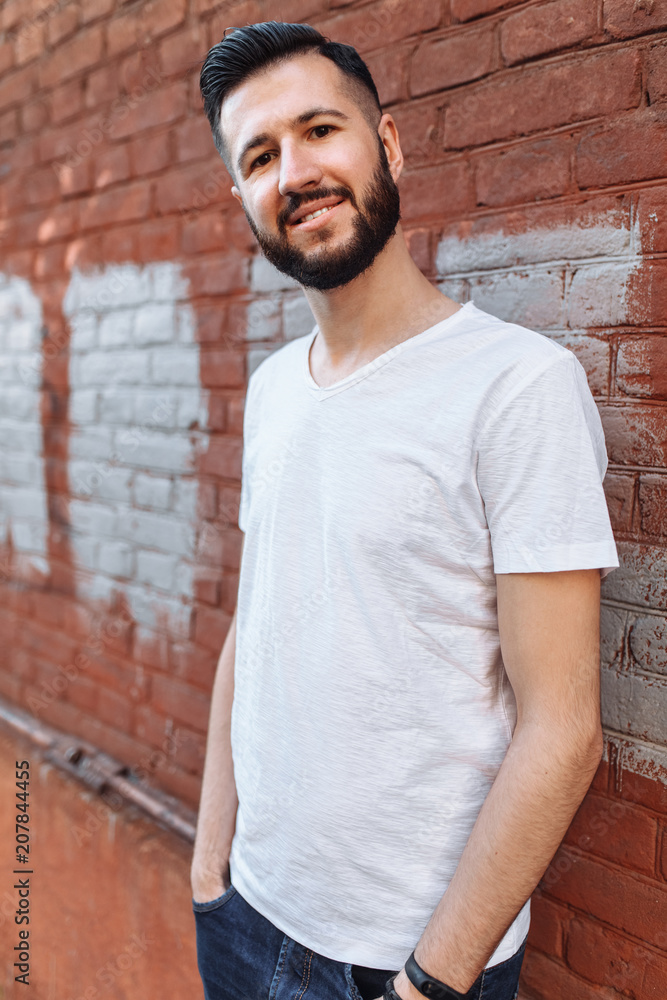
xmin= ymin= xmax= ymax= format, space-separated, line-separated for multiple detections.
xmin=0 ymin=1 xmax=666 ymax=996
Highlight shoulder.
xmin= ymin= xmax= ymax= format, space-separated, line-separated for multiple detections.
xmin=246 ymin=330 xmax=314 ymax=396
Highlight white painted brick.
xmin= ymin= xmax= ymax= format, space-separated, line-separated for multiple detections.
xmin=76 ymin=349 xmax=150 ymax=386
xmin=283 ymin=295 xmax=315 ymax=341
xmin=600 ymin=604 xmax=627 ymax=671
xmin=133 ymin=391 xmax=178 ymax=429
xmin=175 ymin=389 xmax=207 ymax=431
xmin=69 ymin=389 xmax=99 ymax=425
xmin=0 ymin=385 xmax=40 ymax=421
xmin=117 ymin=509 xmax=195 ymax=557
xmin=2 ymin=453 xmax=43 ymax=487
xmin=10 ymin=520 xmax=47 ymax=554
xmin=551 ymin=334 xmax=610 ymax=396
xmin=469 ymin=269 xmax=565 ymax=330
xmin=174 ymin=560 xmax=195 ymax=597
xmin=64 ymin=265 xmax=152 ymax=313
xmin=172 ymin=478 xmax=198 ymax=519
xmin=68 ymin=499 xmax=117 ymax=537
xmin=247 ymin=347 xmax=275 ymax=377
xmin=68 ymin=426 xmax=115 ymax=462
xmin=70 ymin=532 xmax=98 ymax=572
xmin=15 ymin=356 xmax=42 ymax=389
xmin=134 ymin=303 xmax=176 ymax=345
xmin=601 ymin=667 xmax=667 ymax=744
xmin=251 ymin=256 xmax=300 ymax=293
xmin=567 ymin=262 xmax=640 ymax=328
xmin=98 ymin=389 xmax=135 ymax=425
xmin=150 ymin=347 xmax=199 ymax=386
xmin=134 ymin=473 xmax=173 ymax=510
xmin=176 ymin=304 xmax=197 ymax=343
xmin=150 ymin=261 xmax=189 ymax=303
xmin=113 ymin=428 xmax=195 ymax=474
xmin=436 ymin=216 xmax=634 ymax=275
xmin=98 ymin=540 xmax=135 ymax=579
xmin=246 ymin=297 xmax=282 ymax=341
xmin=122 ymin=583 xmax=191 ymax=637
xmin=628 ymin=614 xmax=667 ymax=676
xmin=68 ymin=309 xmax=98 ymax=351
xmin=137 ymin=550 xmax=178 ymax=590
xmin=602 ymin=542 xmax=667 ymax=612
xmin=1 ymin=486 xmax=47 ymax=520
xmin=7 ymin=319 xmax=38 ymax=351
xmin=0 ymin=421 xmax=42 ymax=454
xmin=98 ymin=309 xmax=135 ymax=348
xmin=70 ymin=461 xmax=132 ymax=503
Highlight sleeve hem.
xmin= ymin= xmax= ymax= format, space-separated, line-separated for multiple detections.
xmin=493 ymin=542 xmax=619 ymax=577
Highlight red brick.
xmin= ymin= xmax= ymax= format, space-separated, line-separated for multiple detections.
xmin=128 ymin=131 xmax=172 ymax=177
xmin=475 ymin=135 xmax=572 ymax=207
xmin=645 ymin=948 xmax=667 ymax=997
xmin=15 ymin=22 xmax=44 ymax=66
xmin=564 ymin=791 xmax=658 ymax=876
xmin=56 ymin=158 xmax=92 ymax=197
xmin=603 ymin=473 xmax=635 ymax=534
xmin=170 ymin=641 xmax=218 ymax=691
xmin=566 ymin=918 xmax=655 ymax=996
xmin=662 ymin=825 xmax=667 ymax=881
xmin=365 ymin=45 xmax=411 ymax=106
xmin=38 ymin=24 xmax=104 ymax=88
xmin=600 ymin=404 xmax=667 ymax=469
xmin=445 ymin=49 xmax=641 ymax=149
xmin=520 ymin=948 xmax=620 ymax=1000
xmin=0 ymin=41 xmax=14 ymax=75
xmin=0 ymin=107 xmax=18 ymax=143
xmin=136 ymin=218 xmax=180 ymax=260
xmin=637 ymin=186 xmax=667 ymax=254
xmin=50 ymin=78 xmax=86 ymax=125
xmin=111 ymin=79 xmax=187 ymax=141
xmin=616 ymin=337 xmax=667 ymax=400
xmin=93 ymin=144 xmax=131 ymax=189
xmin=399 ymin=160 xmax=471 ymax=221
xmin=406 ymin=228 xmax=433 ymax=273
xmin=392 ymin=97 xmax=444 ymax=168
xmin=184 ymin=254 xmax=248 ymax=296
xmin=199 ymin=435 xmax=244 ymax=480
xmin=79 ymin=180 xmax=150 ymax=229
xmin=452 ymin=0 xmax=523 ymax=22
xmin=46 ymin=4 xmax=80 ymax=47
xmin=526 ymin=896 xmax=569 ymax=957
xmin=0 ymin=64 xmax=36 ymax=112
xmin=35 ymin=244 xmax=66 ymax=279
xmin=196 ymin=522 xmax=243 ymax=570
xmin=97 ymin=686 xmax=133 ymax=731
xmin=151 ymin=673 xmax=210 ymax=731
xmin=647 ymin=41 xmax=667 ymax=106
xmin=577 ymin=111 xmax=667 ymax=188
xmin=159 ymin=22 xmax=207 ymax=77
xmin=182 ymin=211 xmax=227 ymax=255
xmin=604 ymin=0 xmax=667 ymax=39
xmin=106 ymin=0 xmax=187 ymax=57
xmin=410 ymin=24 xmax=495 ymax=96
xmin=193 ymin=605 xmax=231 ymax=654
xmin=199 ymin=349 xmax=245 ymax=388
xmin=501 ymin=0 xmax=599 ymax=65
xmin=546 ymin=847 xmax=667 ymax=949
xmin=637 ymin=477 xmax=667 ymax=539
xmin=615 ymin=764 xmax=667 ymax=816
xmin=80 ymin=0 xmax=115 ymax=23
xmin=85 ymin=65 xmax=118 ymax=109
xmin=318 ymin=0 xmax=442 ymax=54
xmin=174 ymin=117 xmax=213 ymax=164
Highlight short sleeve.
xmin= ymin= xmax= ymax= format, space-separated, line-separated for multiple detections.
xmin=238 ymin=371 xmax=260 ymax=534
xmin=476 ymin=350 xmax=618 ymax=577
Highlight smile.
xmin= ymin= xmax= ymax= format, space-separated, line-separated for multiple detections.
xmin=290 ymin=198 xmax=345 ymax=228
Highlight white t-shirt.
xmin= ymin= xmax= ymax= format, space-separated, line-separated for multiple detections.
xmin=229 ymin=301 xmax=618 ymax=969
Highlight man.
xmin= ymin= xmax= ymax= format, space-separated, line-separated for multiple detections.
xmin=191 ymin=21 xmax=618 ymax=1000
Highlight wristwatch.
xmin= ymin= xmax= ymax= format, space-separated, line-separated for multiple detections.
xmin=383 ymin=951 xmax=475 ymax=1000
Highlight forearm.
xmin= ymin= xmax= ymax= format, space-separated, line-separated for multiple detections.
xmin=191 ymin=608 xmax=239 ymax=891
xmin=396 ymin=722 xmax=602 ymax=997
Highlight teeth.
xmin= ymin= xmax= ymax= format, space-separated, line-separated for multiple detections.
xmin=300 ymin=205 xmax=334 ymax=223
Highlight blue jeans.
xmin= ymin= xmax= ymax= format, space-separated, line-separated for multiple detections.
xmin=192 ymin=882 xmax=526 ymax=1000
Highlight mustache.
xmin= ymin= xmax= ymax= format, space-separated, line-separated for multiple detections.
xmin=277 ymin=185 xmax=358 ymax=230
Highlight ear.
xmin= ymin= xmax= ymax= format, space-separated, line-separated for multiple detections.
xmin=378 ymin=113 xmax=404 ymax=183
xmin=231 ymin=185 xmax=243 ymax=205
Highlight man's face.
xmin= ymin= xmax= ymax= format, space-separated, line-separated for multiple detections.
xmin=220 ymin=53 xmax=401 ymax=291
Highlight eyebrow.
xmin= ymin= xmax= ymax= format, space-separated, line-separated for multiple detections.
xmin=236 ymin=107 xmax=351 ymax=174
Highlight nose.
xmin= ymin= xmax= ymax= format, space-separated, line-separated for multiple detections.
xmin=278 ymin=139 xmax=323 ymax=198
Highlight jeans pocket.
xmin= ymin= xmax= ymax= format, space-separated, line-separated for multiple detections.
xmin=192 ymin=883 xmax=237 ymax=913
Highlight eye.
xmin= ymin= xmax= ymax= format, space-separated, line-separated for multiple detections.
xmin=250 ymin=151 xmax=273 ymax=171
xmin=312 ymin=124 xmax=334 ymax=138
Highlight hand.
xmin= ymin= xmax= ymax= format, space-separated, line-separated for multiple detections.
xmin=384 ymin=969 xmax=427 ymax=1000
xmin=190 ymin=859 xmax=230 ymax=904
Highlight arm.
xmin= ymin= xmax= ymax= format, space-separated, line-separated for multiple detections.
xmin=390 ymin=568 xmax=603 ymax=999
xmin=190 ymin=539 xmax=243 ymax=903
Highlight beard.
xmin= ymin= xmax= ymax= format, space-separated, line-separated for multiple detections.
xmin=243 ymin=139 xmax=401 ymax=291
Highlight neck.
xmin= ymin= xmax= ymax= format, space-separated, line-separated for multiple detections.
xmin=300 ymin=224 xmax=460 ymax=371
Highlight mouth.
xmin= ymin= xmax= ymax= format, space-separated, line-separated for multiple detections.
xmin=289 ymin=197 xmax=346 ymax=229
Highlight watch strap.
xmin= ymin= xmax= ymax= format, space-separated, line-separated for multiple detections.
xmin=404 ymin=951 xmax=472 ymax=1000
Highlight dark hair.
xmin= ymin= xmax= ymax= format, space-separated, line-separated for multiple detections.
xmin=200 ymin=21 xmax=383 ymax=169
